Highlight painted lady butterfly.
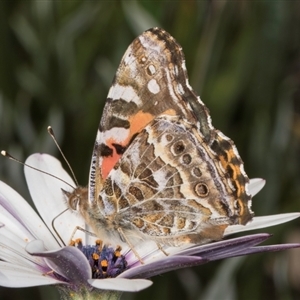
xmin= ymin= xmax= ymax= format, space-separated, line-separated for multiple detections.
xmin=67 ymin=28 xmax=253 ymax=254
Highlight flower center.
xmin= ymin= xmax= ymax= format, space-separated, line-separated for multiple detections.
xmin=73 ymin=239 xmax=128 ymax=279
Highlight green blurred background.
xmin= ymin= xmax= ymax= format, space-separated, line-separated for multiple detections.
xmin=0 ymin=1 xmax=300 ymax=299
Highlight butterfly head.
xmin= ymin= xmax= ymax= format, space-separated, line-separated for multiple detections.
xmin=62 ymin=187 xmax=89 ymax=213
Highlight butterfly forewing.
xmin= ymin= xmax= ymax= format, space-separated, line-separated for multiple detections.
xmin=89 ymin=28 xmax=213 ymax=203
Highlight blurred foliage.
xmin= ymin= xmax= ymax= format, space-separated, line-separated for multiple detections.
xmin=0 ymin=0 xmax=300 ymax=299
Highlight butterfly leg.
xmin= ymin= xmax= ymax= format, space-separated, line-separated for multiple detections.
xmin=117 ymin=227 xmax=144 ymax=264
xmin=69 ymin=225 xmax=97 ymax=245
xmin=156 ymin=242 xmax=169 ymax=256
xmin=42 ymin=270 xmax=54 ymax=276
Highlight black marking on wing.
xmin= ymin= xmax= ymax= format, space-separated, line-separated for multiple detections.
xmin=99 ymin=144 xmax=113 ymax=157
xmin=100 ymin=115 xmax=130 ymax=131
xmin=112 ymin=143 xmax=127 ymax=155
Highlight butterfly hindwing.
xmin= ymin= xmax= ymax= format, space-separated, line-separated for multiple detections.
xmin=95 ymin=115 xmax=252 ymax=246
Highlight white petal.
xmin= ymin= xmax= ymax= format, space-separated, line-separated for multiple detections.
xmin=0 ymin=181 xmax=58 ymax=249
xmin=0 ymin=261 xmax=60 ymax=287
xmin=89 ymin=278 xmax=153 ymax=292
xmin=249 ymin=178 xmax=266 ymax=197
xmin=0 ymin=206 xmax=34 ymax=245
xmin=24 ymin=154 xmax=88 ymax=246
xmin=0 ymin=232 xmax=45 ymax=269
xmin=225 ymin=212 xmax=300 ymax=235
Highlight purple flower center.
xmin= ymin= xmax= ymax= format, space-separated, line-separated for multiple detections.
xmin=74 ymin=239 xmax=128 ymax=279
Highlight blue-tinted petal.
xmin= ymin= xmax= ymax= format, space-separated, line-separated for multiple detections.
xmin=119 ymin=255 xmax=204 ymax=279
xmin=233 ymin=243 xmax=300 ymax=256
xmin=26 ymin=240 xmax=91 ymax=285
xmin=177 ymin=233 xmax=271 ymax=257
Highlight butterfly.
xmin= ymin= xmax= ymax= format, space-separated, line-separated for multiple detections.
xmin=66 ymin=27 xmax=253 ymax=256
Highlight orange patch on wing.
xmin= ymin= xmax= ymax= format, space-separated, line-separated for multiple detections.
xmin=128 ymin=111 xmax=154 ymax=138
xmin=100 ymin=112 xmax=154 ymax=180
xmin=101 ymin=109 xmax=177 ymax=180
xmin=101 ymin=138 xmax=122 ymax=180
xmin=218 ymin=145 xmax=246 ymax=199
xmin=102 ymin=154 xmax=122 ymax=180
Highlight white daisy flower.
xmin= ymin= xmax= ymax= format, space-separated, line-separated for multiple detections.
xmin=0 ymin=154 xmax=299 ymax=300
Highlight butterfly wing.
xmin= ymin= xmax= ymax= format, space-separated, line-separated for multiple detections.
xmin=96 ymin=115 xmax=253 ymax=246
xmin=89 ymin=28 xmax=213 ymax=203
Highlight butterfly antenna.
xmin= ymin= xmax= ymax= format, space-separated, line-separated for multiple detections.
xmin=47 ymin=126 xmax=79 ymax=187
xmin=51 ymin=208 xmax=69 ymax=246
xmin=1 ymin=150 xmax=75 ymax=190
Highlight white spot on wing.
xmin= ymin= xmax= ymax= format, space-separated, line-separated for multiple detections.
xmin=139 ymin=35 xmax=163 ymax=55
xmin=108 ymin=83 xmax=141 ymax=105
xmin=124 ymin=46 xmax=135 ymax=65
xmin=122 ymin=46 xmax=139 ymax=77
xmin=152 ymin=169 xmax=170 ymax=192
xmin=227 ymin=178 xmax=236 ymax=192
xmin=148 ymin=64 xmax=156 ymax=75
xmin=177 ymin=83 xmax=184 ymax=95
xmin=97 ymin=127 xmax=130 ymax=144
xmin=174 ymin=65 xmax=179 ymax=76
xmin=147 ymin=79 xmax=160 ymax=94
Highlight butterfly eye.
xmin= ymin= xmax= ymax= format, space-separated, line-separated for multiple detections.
xmin=195 ymin=182 xmax=209 ymax=197
xmin=69 ymin=195 xmax=79 ymax=211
